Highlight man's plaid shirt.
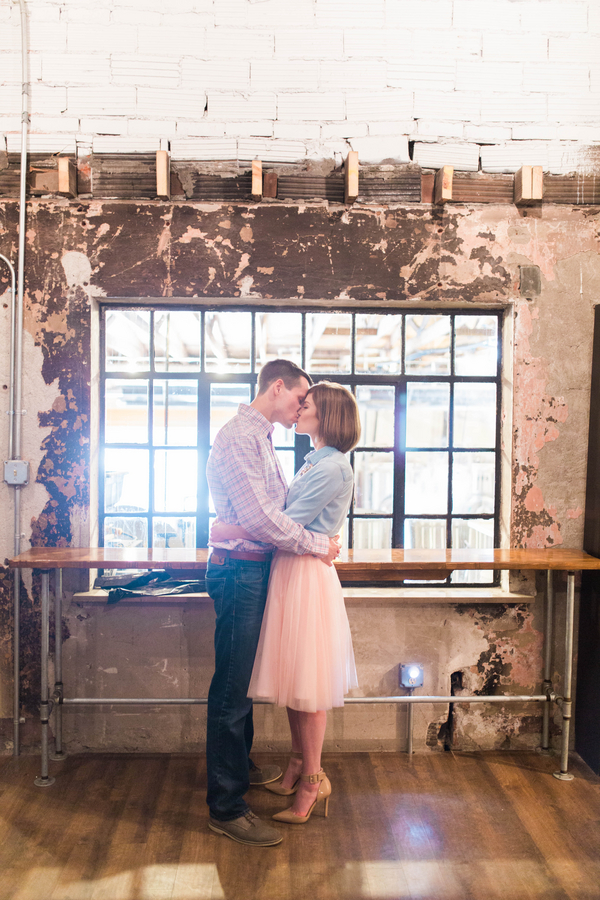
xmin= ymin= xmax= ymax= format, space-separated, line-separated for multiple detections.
xmin=206 ymin=404 xmax=330 ymax=557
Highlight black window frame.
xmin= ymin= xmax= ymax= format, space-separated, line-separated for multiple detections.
xmin=99 ymin=303 xmax=503 ymax=587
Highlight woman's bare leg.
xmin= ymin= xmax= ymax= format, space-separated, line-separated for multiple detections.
xmin=289 ymin=709 xmax=327 ymax=816
xmin=278 ymin=708 xmax=303 ymax=790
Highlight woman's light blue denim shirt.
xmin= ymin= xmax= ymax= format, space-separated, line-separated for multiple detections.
xmin=283 ymin=446 xmax=354 ymax=537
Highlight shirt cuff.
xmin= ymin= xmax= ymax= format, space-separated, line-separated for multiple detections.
xmin=307 ymin=531 xmax=330 ymax=557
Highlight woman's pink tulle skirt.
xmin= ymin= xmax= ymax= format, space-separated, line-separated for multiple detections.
xmin=248 ymin=550 xmax=358 ymax=712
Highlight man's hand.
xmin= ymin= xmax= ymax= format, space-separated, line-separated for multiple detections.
xmin=321 ymin=535 xmax=341 ymax=567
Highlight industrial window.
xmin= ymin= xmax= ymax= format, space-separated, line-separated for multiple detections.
xmin=100 ymin=307 xmax=502 ymax=586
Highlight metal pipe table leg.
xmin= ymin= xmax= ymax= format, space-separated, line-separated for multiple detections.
xmin=406 ymin=698 xmax=414 ymax=755
xmin=34 ymin=570 xmax=55 ymax=787
xmin=50 ymin=568 xmax=66 ymax=761
xmin=541 ymin=569 xmax=554 ymax=752
xmin=554 ymin=571 xmax=575 ymax=781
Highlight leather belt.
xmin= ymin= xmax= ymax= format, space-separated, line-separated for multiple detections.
xmin=210 ymin=549 xmax=273 ymax=565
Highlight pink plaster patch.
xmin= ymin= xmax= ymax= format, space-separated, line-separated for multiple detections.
xmin=524 ymin=486 xmax=544 ymax=512
xmin=179 ymin=227 xmax=206 ymax=243
xmin=567 ymin=507 xmax=583 ymax=519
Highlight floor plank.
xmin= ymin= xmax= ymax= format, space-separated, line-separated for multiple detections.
xmin=0 ymin=751 xmax=599 ymax=900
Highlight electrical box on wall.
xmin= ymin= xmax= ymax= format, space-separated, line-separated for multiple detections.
xmin=4 ymin=460 xmax=29 ymax=485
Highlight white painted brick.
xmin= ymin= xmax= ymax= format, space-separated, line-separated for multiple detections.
xmin=7 ymin=133 xmax=76 ymax=154
xmin=591 ymin=1 xmax=600 ymax=32
xmin=388 ymin=61 xmax=455 ymax=91
xmin=112 ymin=57 xmax=181 ymax=88
xmin=239 ymin=138 xmax=309 ymax=162
xmin=41 ymin=54 xmax=111 ymax=86
xmin=480 ymin=141 xmax=549 ymax=173
xmin=276 ymin=30 xmax=344 ymax=59
xmin=206 ymin=29 xmax=274 ymax=59
xmin=414 ymin=120 xmax=465 ymax=140
xmin=248 ymin=0 xmax=315 ymax=28
xmin=512 ymin=124 xmax=561 ymax=140
xmin=181 ymin=59 xmax=250 ymax=91
xmin=67 ymin=24 xmax=137 ymax=55
xmin=589 ymin=66 xmax=600 ymax=93
xmin=63 ymin=7 xmax=111 ymax=26
xmin=1 ymin=53 xmax=43 ymax=82
xmin=273 ymin=121 xmax=322 ymax=140
xmin=368 ymin=120 xmax=415 ymax=136
xmin=67 ymin=86 xmax=136 ymax=116
xmin=137 ymin=88 xmax=207 ymax=120
xmin=138 ymin=25 xmax=206 ymax=57
xmin=347 ymin=91 xmax=413 ymax=121
xmin=414 ymin=91 xmax=480 ymax=122
xmin=171 ymin=137 xmax=236 ymax=160
xmin=523 ymin=63 xmax=590 ymax=94
xmin=29 ymin=21 xmax=68 ymax=53
xmin=80 ymin=118 xmax=128 ymax=136
xmin=344 ymin=28 xmax=412 ymax=58
xmin=27 ymin=5 xmax=61 ymax=25
xmin=556 ymin=125 xmax=600 ymax=142
xmin=548 ymin=95 xmax=600 ymax=122
xmin=464 ymin=124 xmax=512 ymax=144
xmin=251 ymin=60 xmax=319 ymax=91
xmin=0 ymin=116 xmax=21 ymax=132
xmin=348 ymin=135 xmax=410 ymax=163
xmin=549 ymin=35 xmax=599 ymax=64
xmin=0 ymin=26 xmax=19 ymax=53
xmin=456 ymin=61 xmax=523 ymax=93
xmin=386 ymin=0 xmax=452 ymax=29
xmin=158 ymin=13 xmax=214 ymax=29
xmin=111 ymin=8 xmax=161 ymax=27
xmin=316 ymin=0 xmax=385 ymax=29
xmin=213 ymin=0 xmax=249 ymax=27
xmin=160 ymin=0 xmax=213 ymax=12
xmin=321 ymin=122 xmax=368 ymax=139
xmin=208 ymin=92 xmax=277 ymax=120
xmin=483 ymin=32 xmax=548 ymax=62
xmin=414 ymin=141 xmax=479 ymax=171
xmin=225 ymin=121 xmax=274 ymax=137
xmin=413 ymin=30 xmax=481 ymax=59
xmin=547 ymin=143 xmax=600 ymax=175
xmin=93 ymin=136 xmax=162 ymax=153
xmin=30 ymin=115 xmax=81 ymax=133
xmin=117 ymin=0 xmax=211 ymax=11
xmin=176 ymin=121 xmax=226 ymax=137
xmin=320 ymin=60 xmax=387 ymax=90
xmin=481 ymin=94 xmax=547 ymax=123
xmin=277 ymin=92 xmax=345 ymax=121
xmin=520 ymin=1 xmax=588 ymax=33
xmin=128 ymin=119 xmax=177 ymax=136
xmin=27 ymin=85 xmax=68 ymax=116
xmin=453 ymin=1 xmax=521 ymax=31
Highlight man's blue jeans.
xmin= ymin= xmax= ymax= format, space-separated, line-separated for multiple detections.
xmin=205 ymin=555 xmax=271 ymax=821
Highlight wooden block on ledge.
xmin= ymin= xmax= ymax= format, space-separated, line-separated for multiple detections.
xmin=263 ymin=171 xmax=278 ymax=198
xmin=434 ymin=166 xmax=453 ymax=205
xmin=156 ymin=150 xmax=170 ymax=200
xmin=514 ymin=165 xmax=543 ymax=205
xmin=345 ymin=150 xmax=359 ymax=204
xmin=29 ymin=169 xmax=59 ymax=195
xmin=58 ymin=157 xmax=77 ymax=198
xmin=251 ymin=159 xmax=262 ymax=200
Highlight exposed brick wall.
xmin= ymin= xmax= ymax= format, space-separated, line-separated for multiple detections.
xmin=0 ymin=0 xmax=599 ymax=171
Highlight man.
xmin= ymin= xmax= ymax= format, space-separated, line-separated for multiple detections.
xmin=205 ymin=359 xmax=340 ymax=847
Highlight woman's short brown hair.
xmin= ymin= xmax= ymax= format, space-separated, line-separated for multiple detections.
xmin=307 ymin=381 xmax=361 ymax=454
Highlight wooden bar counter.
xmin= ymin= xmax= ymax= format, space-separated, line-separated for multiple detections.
xmin=8 ymin=546 xmax=600 ymax=787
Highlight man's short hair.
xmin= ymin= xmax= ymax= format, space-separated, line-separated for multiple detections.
xmin=257 ymin=358 xmax=312 ymax=394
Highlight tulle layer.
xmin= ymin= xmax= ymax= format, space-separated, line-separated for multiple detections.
xmin=248 ymin=550 xmax=358 ymax=712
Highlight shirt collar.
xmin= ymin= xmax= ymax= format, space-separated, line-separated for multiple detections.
xmin=238 ymin=403 xmax=275 ymax=438
xmin=304 ymin=446 xmax=337 ymax=464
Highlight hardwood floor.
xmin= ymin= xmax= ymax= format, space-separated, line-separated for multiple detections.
xmin=1 ymin=751 xmax=599 ymax=900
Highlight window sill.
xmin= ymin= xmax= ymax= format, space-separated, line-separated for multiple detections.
xmin=72 ymin=588 xmax=533 ymax=606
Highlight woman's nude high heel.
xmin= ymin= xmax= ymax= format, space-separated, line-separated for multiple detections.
xmin=265 ymin=750 xmax=303 ymax=796
xmin=271 ymin=770 xmax=331 ymax=823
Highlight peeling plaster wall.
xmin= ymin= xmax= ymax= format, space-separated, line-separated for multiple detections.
xmin=0 ymin=197 xmax=598 ymax=753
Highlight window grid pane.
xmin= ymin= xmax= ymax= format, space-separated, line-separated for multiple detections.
xmin=100 ymin=308 xmax=502 ymax=584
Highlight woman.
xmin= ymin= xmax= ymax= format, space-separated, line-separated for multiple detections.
xmin=210 ymin=381 xmax=361 ymax=824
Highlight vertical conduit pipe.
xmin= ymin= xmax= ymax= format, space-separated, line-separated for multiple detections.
xmin=9 ymin=0 xmax=30 ymax=757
